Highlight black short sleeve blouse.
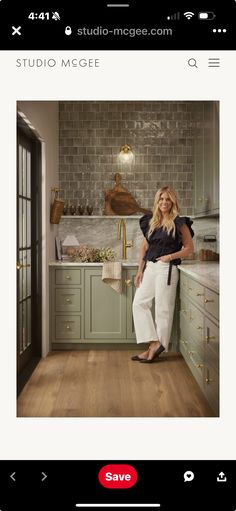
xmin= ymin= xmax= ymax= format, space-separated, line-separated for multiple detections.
xmin=139 ymin=214 xmax=194 ymax=265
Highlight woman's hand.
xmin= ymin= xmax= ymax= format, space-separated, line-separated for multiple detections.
xmin=134 ymin=270 xmax=143 ymax=288
xmin=156 ymin=255 xmax=172 ymax=263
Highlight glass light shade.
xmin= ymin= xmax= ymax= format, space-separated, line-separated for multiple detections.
xmin=118 ymin=144 xmax=134 ymax=164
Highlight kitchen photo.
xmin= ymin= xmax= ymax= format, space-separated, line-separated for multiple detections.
xmin=17 ymin=100 xmax=219 ymax=417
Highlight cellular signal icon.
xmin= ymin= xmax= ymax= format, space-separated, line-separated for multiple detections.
xmin=167 ymin=12 xmax=180 ymax=20
xmin=52 ymin=12 xmax=60 ymax=21
xmin=183 ymin=11 xmax=195 ymax=19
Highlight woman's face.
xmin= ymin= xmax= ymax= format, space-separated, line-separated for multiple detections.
xmin=158 ymin=192 xmax=173 ymax=214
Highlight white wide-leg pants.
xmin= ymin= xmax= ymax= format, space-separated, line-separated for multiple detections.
xmin=132 ymin=261 xmax=179 ymax=351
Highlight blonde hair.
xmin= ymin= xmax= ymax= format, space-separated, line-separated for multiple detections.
xmin=148 ymin=186 xmax=180 ymax=238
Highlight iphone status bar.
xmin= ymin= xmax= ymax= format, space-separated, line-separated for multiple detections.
xmin=0 ymin=3 xmax=235 ymax=49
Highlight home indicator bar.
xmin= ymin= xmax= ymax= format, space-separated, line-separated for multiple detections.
xmin=75 ymin=505 xmax=161 ymax=508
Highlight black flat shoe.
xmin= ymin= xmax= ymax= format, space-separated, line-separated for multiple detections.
xmin=139 ymin=344 xmax=165 ymax=364
xmin=131 ymin=354 xmax=147 ymax=361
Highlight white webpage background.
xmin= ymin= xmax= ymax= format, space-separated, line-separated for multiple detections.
xmin=0 ymin=50 xmax=235 ymax=460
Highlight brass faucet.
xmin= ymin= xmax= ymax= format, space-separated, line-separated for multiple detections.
xmin=117 ymin=219 xmax=133 ymax=260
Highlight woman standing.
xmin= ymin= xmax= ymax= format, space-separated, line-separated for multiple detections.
xmin=132 ymin=186 xmax=194 ymax=363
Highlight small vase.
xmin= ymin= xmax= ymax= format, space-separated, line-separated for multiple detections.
xmin=69 ymin=204 xmax=76 ymax=215
xmin=78 ymin=205 xmax=85 ymax=215
xmin=86 ymin=205 xmax=93 ymax=215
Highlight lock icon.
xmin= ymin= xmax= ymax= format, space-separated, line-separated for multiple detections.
xmin=65 ymin=26 xmax=72 ymax=35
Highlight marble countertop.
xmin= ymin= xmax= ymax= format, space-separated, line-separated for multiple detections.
xmin=178 ymin=261 xmax=219 ymax=293
xmin=49 ymin=260 xmax=219 ymax=292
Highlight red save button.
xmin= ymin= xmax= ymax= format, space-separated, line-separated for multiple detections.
xmin=98 ymin=464 xmax=138 ymax=489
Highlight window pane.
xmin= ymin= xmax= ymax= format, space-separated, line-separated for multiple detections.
xmin=22 ymin=199 xmax=27 ymax=248
xmin=27 ymin=200 xmax=31 ymax=247
xmin=27 ymin=151 xmax=31 ymax=199
xmin=27 ymin=250 xmax=31 ymax=296
xmin=22 ymin=147 xmax=27 ymax=197
xmin=22 ymin=251 xmax=27 ymax=300
xmin=22 ymin=301 xmax=27 ymax=353
xmin=18 ymin=145 xmax=22 ymax=196
xmin=18 ymin=198 xmax=22 ymax=248
xmin=27 ymin=298 xmax=31 ymax=348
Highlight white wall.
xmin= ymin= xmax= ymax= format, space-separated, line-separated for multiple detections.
xmin=17 ymin=101 xmax=59 ymax=356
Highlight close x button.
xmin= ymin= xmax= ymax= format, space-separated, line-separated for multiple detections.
xmin=98 ymin=464 xmax=138 ymax=489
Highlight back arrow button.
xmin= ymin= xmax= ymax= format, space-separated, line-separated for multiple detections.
xmin=10 ymin=472 xmax=16 ymax=482
xmin=41 ymin=472 xmax=47 ymax=482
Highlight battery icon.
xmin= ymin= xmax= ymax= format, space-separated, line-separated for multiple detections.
xmin=198 ymin=11 xmax=216 ymax=20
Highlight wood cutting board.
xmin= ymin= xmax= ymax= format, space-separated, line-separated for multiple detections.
xmin=104 ymin=173 xmax=152 ymax=216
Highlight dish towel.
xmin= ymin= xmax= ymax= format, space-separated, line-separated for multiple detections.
xmin=102 ymin=261 xmax=122 ymax=294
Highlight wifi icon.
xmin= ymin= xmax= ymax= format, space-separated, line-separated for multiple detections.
xmin=184 ymin=11 xmax=195 ymax=19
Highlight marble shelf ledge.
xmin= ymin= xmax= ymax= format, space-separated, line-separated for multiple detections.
xmin=49 ymin=261 xmax=138 ymax=267
xmin=61 ymin=215 xmax=142 ymax=219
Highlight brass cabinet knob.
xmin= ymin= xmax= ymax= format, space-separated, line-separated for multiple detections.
xmin=124 ymin=279 xmax=132 ymax=287
xmin=65 ymin=275 xmax=71 ymax=280
xmin=205 ymin=299 xmax=214 ymax=303
xmin=196 ymin=293 xmax=204 ymax=296
xmin=16 ymin=261 xmax=31 ymax=270
xmin=66 ymin=298 xmax=71 ymax=303
xmin=66 ymin=325 xmax=70 ymax=330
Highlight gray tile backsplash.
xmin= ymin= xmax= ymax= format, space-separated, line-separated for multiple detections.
xmin=59 ymin=101 xmax=206 ymax=216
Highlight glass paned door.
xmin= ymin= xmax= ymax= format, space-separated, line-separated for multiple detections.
xmin=17 ymin=121 xmax=42 ymax=386
xmin=17 ymin=144 xmax=32 ymax=360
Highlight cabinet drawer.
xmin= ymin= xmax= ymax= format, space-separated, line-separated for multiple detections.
xmin=189 ymin=302 xmax=204 ymax=341
xmin=179 ymin=293 xmax=190 ymax=321
xmin=182 ymin=344 xmax=204 ymax=392
xmin=188 ymin=279 xmax=205 ymax=308
xmin=205 ymin=317 xmax=219 ymax=371
xmin=55 ymin=269 xmax=81 ymax=285
xmin=55 ymin=288 xmax=81 ymax=312
xmin=55 ymin=315 xmax=81 ymax=339
xmin=180 ymin=273 xmax=189 ymax=295
xmin=204 ymin=288 xmax=219 ymax=320
xmin=204 ymin=365 xmax=219 ymax=415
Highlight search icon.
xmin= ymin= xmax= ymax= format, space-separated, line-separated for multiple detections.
xmin=184 ymin=470 xmax=195 ymax=482
xmin=188 ymin=58 xmax=198 ymax=68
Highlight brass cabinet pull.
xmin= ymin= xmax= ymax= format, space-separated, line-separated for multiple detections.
xmin=65 ymin=275 xmax=71 ymax=280
xmin=205 ymin=299 xmax=214 ymax=303
xmin=66 ymin=298 xmax=71 ymax=303
xmin=196 ymin=325 xmax=203 ymax=330
xmin=124 ymin=279 xmax=132 ymax=287
xmin=196 ymin=293 xmax=204 ymax=296
xmin=205 ymin=378 xmax=214 ymax=384
xmin=16 ymin=261 xmax=31 ymax=270
xmin=66 ymin=325 xmax=70 ymax=330
xmin=205 ymin=335 xmax=216 ymax=341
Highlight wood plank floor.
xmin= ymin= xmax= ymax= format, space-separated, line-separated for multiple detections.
xmin=17 ymin=351 xmax=215 ymax=417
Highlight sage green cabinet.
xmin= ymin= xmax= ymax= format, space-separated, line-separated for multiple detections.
xmin=193 ymin=102 xmax=219 ymax=216
xmin=84 ymin=268 xmax=126 ymax=341
xmin=50 ymin=265 xmax=179 ymax=348
xmin=50 ymin=265 xmax=138 ymax=346
xmin=179 ymin=271 xmax=219 ymax=415
xmin=50 ymin=267 xmax=84 ymax=344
